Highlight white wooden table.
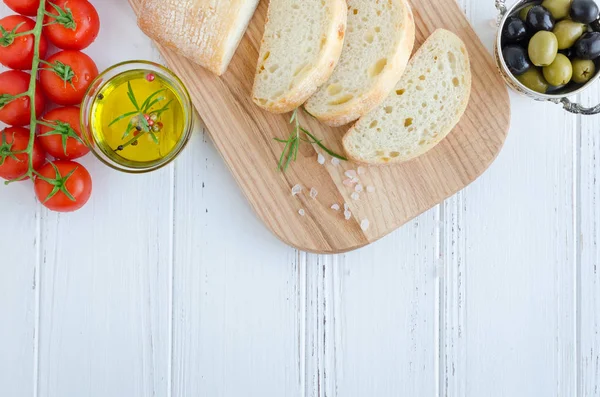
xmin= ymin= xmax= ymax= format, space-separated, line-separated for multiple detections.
xmin=1 ymin=1 xmax=598 ymax=396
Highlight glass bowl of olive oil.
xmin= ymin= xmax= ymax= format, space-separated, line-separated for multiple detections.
xmin=81 ymin=61 xmax=193 ymax=173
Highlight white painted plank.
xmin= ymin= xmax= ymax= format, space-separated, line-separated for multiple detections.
xmin=579 ymin=85 xmax=600 ymax=397
xmin=171 ymin=128 xmax=302 ymax=396
xmin=308 ymin=210 xmax=440 ymax=397
xmin=35 ymin=3 xmax=172 ymax=397
xmin=0 ymin=182 xmax=38 ymax=397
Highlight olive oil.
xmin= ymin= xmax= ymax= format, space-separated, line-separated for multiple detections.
xmin=90 ymin=69 xmax=186 ymax=165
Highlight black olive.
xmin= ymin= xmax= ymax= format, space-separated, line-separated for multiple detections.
xmin=591 ymin=18 xmax=600 ymax=32
xmin=559 ymin=47 xmax=575 ymax=58
xmin=503 ymin=16 xmax=529 ymax=44
xmin=526 ymin=5 xmax=555 ymax=32
xmin=503 ymin=45 xmax=532 ymax=75
xmin=574 ymin=31 xmax=600 ymax=59
xmin=570 ymin=0 xmax=600 ymax=24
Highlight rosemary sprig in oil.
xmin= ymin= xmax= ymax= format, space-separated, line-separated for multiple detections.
xmin=275 ymin=108 xmax=347 ymax=172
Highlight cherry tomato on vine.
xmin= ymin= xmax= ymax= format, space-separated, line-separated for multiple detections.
xmin=0 ymin=15 xmax=48 ymax=70
xmin=39 ymin=50 xmax=98 ymax=106
xmin=38 ymin=106 xmax=89 ymax=160
xmin=2 ymin=0 xmax=41 ymax=16
xmin=0 ymin=70 xmax=45 ymax=126
xmin=43 ymin=0 xmax=99 ymax=50
xmin=0 ymin=126 xmax=45 ymax=181
xmin=34 ymin=160 xmax=92 ymax=212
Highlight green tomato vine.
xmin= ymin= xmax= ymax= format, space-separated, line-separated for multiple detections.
xmin=1 ymin=0 xmax=48 ymax=185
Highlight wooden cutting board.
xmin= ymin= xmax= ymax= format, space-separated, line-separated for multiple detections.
xmin=128 ymin=0 xmax=510 ymax=254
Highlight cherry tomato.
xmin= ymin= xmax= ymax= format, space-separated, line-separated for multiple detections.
xmin=0 ymin=70 xmax=45 ymax=126
xmin=34 ymin=160 xmax=92 ymax=212
xmin=2 ymin=0 xmax=41 ymax=16
xmin=39 ymin=50 xmax=98 ymax=106
xmin=0 ymin=15 xmax=48 ymax=70
xmin=38 ymin=106 xmax=89 ymax=160
xmin=43 ymin=0 xmax=99 ymax=50
xmin=0 ymin=126 xmax=45 ymax=181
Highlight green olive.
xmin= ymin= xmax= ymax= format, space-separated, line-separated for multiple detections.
xmin=553 ymin=20 xmax=586 ymax=49
xmin=517 ymin=67 xmax=550 ymax=93
xmin=571 ymin=58 xmax=596 ymax=83
xmin=529 ymin=31 xmax=559 ymax=66
xmin=519 ymin=4 xmax=535 ymax=20
xmin=543 ymin=53 xmax=573 ymax=85
xmin=541 ymin=0 xmax=572 ymax=20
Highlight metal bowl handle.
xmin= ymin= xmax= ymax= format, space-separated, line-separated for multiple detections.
xmin=555 ymin=98 xmax=600 ymax=115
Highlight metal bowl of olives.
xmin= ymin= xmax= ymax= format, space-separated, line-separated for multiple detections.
xmin=495 ymin=0 xmax=600 ymax=114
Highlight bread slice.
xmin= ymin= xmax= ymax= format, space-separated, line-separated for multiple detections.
xmin=252 ymin=0 xmax=347 ymax=113
xmin=138 ymin=0 xmax=259 ymax=76
xmin=343 ymin=29 xmax=471 ymax=165
xmin=304 ymin=0 xmax=416 ymax=127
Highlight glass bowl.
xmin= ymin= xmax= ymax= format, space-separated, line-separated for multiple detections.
xmin=81 ymin=60 xmax=193 ymax=173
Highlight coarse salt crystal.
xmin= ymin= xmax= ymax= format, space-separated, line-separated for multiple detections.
xmin=331 ymin=204 xmax=340 ymax=211
xmin=355 ymin=184 xmax=363 ymax=193
xmin=343 ymin=178 xmax=355 ymax=187
xmin=351 ymin=192 xmax=360 ymax=201
xmin=317 ymin=153 xmax=325 ymax=165
xmin=310 ymin=187 xmax=318 ymax=199
xmin=299 ymin=209 xmax=305 ymax=216
xmin=331 ymin=158 xmax=340 ymax=166
xmin=344 ymin=210 xmax=352 ymax=220
xmin=360 ymin=219 xmax=370 ymax=231
xmin=344 ymin=203 xmax=349 ymax=211
xmin=351 ymin=177 xmax=359 ymax=184
xmin=366 ymin=185 xmax=375 ymax=193
xmin=357 ymin=166 xmax=366 ymax=175
xmin=344 ymin=170 xmax=357 ymax=178
xmin=292 ymin=184 xmax=302 ymax=196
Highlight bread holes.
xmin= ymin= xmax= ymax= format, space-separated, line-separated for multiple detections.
xmin=268 ymin=64 xmax=279 ymax=73
xmin=376 ymin=9 xmax=382 ymax=16
xmin=384 ymin=106 xmax=393 ymax=114
xmin=375 ymin=150 xmax=385 ymax=156
xmin=416 ymin=85 xmax=424 ymax=91
xmin=404 ymin=118 xmax=413 ymax=127
xmin=452 ymin=77 xmax=460 ymax=87
xmin=433 ymin=94 xmax=439 ymax=100
xmin=390 ymin=151 xmax=400 ymax=158
xmin=353 ymin=8 xmax=358 ymax=14
xmin=292 ymin=3 xmax=299 ymax=9
xmin=422 ymin=103 xmax=427 ymax=108
xmin=262 ymin=51 xmax=271 ymax=62
xmin=374 ymin=26 xmax=381 ymax=33
xmin=327 ymin=83 xmax=343 ymax=95
xmin=447 ymin=51 xmax=457 ymax=70
xmin=368 ymin=58 xmax=387 ymax=77
xmin=396 ymin=89 xmax=406 ymax=96
xmin=364 ymin=32 xmax=374 ymax=44
xmin=419 ymin=75 xmax=426 ymax=80
xmin=328 ymin=94 xmax=354 ymax=106
xmin=369 ymin=120 xmax=379 ymax=128
xmin=418 ymin=139 xmax=426 ymax=146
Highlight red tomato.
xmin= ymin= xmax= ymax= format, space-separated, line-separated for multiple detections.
xmin=3 ymin=0 xmax=41 ymax=16
xmin=0 ymin=15 xmax=48 ymax=70
xmin=39 ymin=50 xmax=98 ymax=106
xmin=0 ymin=126 xmax=45 ymax=181
xmin=0 ymin=70 xmax=45 ymax=126
xmin=34 ymin=160 xmax=92 ymax=212
xmin=38 ymin=106 xmax=89 ymax=160
xmin=43 ymin=0 xmax=99 ymax=50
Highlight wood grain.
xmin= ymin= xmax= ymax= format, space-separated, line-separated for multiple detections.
xmin=128 ymin=0 xmax=510 ymax=254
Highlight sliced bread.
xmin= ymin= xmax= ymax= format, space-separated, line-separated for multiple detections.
xmin=252 ymin=0 xmax=347 ymax=113
xmin=343 ymin=29 xmax=472 ymax=165
xmin=138 ymin=0 xmax=260 ymax=76
xmin=304 ymin=0 xmax=416 ymax=127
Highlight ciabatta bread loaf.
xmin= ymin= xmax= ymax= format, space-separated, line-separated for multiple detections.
xmin=252 ymin=0 xmax=347 ymax=113
xmin=305 ymin=0 xmax=416 ymax=127
xmin=138 ymin=0 xmax=259 ymax=76
xmin=343 ymin=29 xmax=471 ymax=165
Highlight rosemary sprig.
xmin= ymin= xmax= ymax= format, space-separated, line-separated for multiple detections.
xmin=109 ymin=80 xmax=169 ymax=152
xmin=275 ymin=108 xmax=347 ymax=172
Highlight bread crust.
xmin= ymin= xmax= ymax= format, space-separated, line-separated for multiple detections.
xmin=305 ymin=0 xmax=416 ymax=127
xmin=138 ymin=0 xmax=259 ymax=76
xmin=251 ymin=0 xmax=347 ymax=114
xmin=343 ymin=29 xmax=472 ymax=166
